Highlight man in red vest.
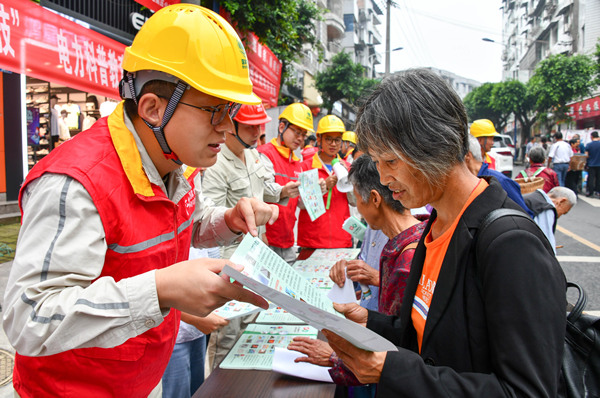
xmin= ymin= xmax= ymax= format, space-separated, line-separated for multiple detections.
xmin=297 ymin=115 xmax=354 ymax=249
xmin=2 ymin=5 xmax=273 ymax=397
xmin=257 ymin=102 xmax=319 ymax=263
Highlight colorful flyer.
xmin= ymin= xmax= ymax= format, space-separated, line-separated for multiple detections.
xmin=255 ymin=306 xmax=305 ymax=324
xmin=212 ymin=301 xmax=263 ymax=320
xmin=298 ymin=168 xmax=326 ymax=221
xmin=220 ymin=324 xmax=318 ymax=370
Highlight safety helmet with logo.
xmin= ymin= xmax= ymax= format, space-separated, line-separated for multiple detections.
xmin=278 ymin=103 xmax=314 ymax=133
xmin=470 ymin=119 xmax=499 ymax=138
xmin=119 ymin=4 xmax=260 ymax=164
xmin=342 ymin=131 xmax=357 ymax=144
xmin=317 ymin=115 xmax=345 ymax=135
xmin=232 ymin=104 xmax=272 ymax=148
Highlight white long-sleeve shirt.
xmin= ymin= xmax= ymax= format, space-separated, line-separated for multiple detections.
xmin=3 ymin=110 xmax=240 ymax=356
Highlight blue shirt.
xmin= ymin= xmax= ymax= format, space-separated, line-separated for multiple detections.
xmin=356 ymin=227 xmax=388 ymax=312
xmin=478 ymin=163 xmax=534 ymax=218
xmin=587 ymin=140 xmax=600 ymax=167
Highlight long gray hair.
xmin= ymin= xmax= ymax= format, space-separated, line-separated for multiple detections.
xmin=356 ymin=69 xmax=469 ymax=186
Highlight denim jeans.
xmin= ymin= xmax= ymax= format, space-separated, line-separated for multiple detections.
xmin=162 ymin=335 xmax=207 ymax=398
xmin=553 ymin=163 xmax=569 ymax=187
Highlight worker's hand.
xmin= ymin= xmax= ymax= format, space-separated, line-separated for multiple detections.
xmin=333 ymin=302 xmax=368 ymax=327
xmin=322 ymin=330 xmax=386 ymax=384
xmin=281 ymin=181 xmax=301 ymax=199
xmin=181 ymin=312 xmax=229 ymax=334
xmin=345 ymin=260 xmax=380 ymax=287
xmin=318 ymin=178 xmax=327 ymax=195
xmin=155 ymin=258 xmax=268 ymax=317
xmin=329 ymin=259 xmax=348 ymax=287
xmin=325 ymin=175 xmax=338 ymax=191
xmin=225 ymin=197 xmax=279 ymax=237
xmin=287 ymin=337 xmax=334 ymax=367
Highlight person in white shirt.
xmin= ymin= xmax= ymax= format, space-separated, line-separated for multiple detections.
xmin=547 ymin=131 xmax=573 ymax=186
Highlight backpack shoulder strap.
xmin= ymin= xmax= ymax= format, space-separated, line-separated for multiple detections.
xmin=532 ymin=167 xmax=545 ymax=177
xmin=475 ymin=208 xmax=553 ymax=282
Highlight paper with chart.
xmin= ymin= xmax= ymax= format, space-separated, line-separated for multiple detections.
xmin=224 ymin=234 xmax=398 ymax=352
xmin=220 ymin=324 xmax=318 ymax=370
xmin=298 ymin=168 xmax=326 ymax=221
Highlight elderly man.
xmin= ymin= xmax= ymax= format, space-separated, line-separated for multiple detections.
xmin=523 ymin=186 xmax=576 ymax=254
xmin=464 ymin=134 xmax=533 ymax=217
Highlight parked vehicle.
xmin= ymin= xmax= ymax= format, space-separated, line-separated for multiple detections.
xmin=495 ymin=134 xmax=516 ymax=158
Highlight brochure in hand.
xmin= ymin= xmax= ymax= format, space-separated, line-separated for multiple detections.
xmin=224 ymin=234 xmax=398 ymax=352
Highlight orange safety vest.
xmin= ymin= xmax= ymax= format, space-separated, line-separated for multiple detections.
xmin=257 ymin=139 xmax=302 ymax=248
xmin=14 ymin=103 xmax=197 ymax=397
xmin=297 ymin=155 xmax=352 ymax=249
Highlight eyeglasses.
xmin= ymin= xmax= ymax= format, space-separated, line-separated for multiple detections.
xmin=323 ymin=136 xmax=343 ymax=144
xmin=158 ymin=95 xmax=241 ymax=126
xmin=286 ymin=126 xmax=308 ymax=139
xmin=178 ymin=100 xmax=241 ymax=125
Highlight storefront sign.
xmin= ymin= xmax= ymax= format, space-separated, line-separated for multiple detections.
xmin=243 ymin=32 xmax=282 ymax=108
xmin=568 ymin=95 xmax=600 ymax=122
xmin=0 ymin=1 xmax=125 ymax=99
xmin=134 ymin=0 xmax=180 ymax=13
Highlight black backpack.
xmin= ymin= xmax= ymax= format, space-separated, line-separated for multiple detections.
xmin=477 ymin=208 xmax=600 ymax=398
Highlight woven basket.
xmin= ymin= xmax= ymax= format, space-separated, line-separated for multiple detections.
xmin=515 ymin=176 xmax=545 ymax=194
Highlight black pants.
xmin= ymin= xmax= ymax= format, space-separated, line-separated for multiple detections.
xmin=565 ymin=170 xmax=581 ymax=195
xmin=588 ymin=166 xmax=600 ymax=195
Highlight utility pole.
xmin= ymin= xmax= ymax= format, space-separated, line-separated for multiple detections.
xmin=385 ymin=0 xmax=391 ymax=77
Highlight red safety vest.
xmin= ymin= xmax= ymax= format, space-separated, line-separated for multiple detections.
xmin=297 ymin=155 xmax=352 ymax=249
xmin=14 ymin=103 xmax=197 ymax=398
xmin=257 ymin=139 xmax=302 ymax=248
xmin=301 ymin=145 xmax=318 ymax=160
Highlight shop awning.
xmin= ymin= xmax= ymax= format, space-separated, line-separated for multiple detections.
xmin=0 ymin=1 xmax=125 ymax=99
xmin=568 ymin=95 xmax=600 ymax=122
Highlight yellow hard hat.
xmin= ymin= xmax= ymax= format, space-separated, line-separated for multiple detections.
xmin=342 ymin=131 xmax=357 ymax=144
xmin=122 ymin=4 xmax=260 ymax=105
xmin=470 ymin=119 xmax=499 ymax=138
xmin=279 ymin=103 xmax=314 ymax=132
xmin=317 ymin=115 xmax=345 ymax=135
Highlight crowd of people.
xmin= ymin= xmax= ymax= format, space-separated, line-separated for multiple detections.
xmin=1 ymin=3 xmax=586 ymax=398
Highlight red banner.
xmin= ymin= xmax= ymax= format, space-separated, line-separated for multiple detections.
xmin=244 ymin=32 xmax=282 ymax=108
xmin=134 ymin=0 xmax=180 ymax=13
xmin=218 ymin=9 xmax=282 ymax=108
xmin=0 ymin=1 xmax=125 ymax=99
xmin=568 ymin=95 xmax=600 ymax=121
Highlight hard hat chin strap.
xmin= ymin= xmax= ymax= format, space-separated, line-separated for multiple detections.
xmin=233 ymin=121 xmax=252 ymax=149
xmin=121 ymin=72 xmax=187 ymax=165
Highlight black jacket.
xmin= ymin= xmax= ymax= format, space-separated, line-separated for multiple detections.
xmin=367 ymin=178 xmax=566 ymax=397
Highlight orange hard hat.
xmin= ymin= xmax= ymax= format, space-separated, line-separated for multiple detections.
xmin=234 ymin=104 xmax=272 ymax=125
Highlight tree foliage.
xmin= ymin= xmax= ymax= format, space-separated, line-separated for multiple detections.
xmin=528 ymin=53 xmax=595 ymax=124
xmin=314 ymin=52 xmax=379 ymax=114
xmin=207 ymin=0 xmax=324 ymax=86
xmin=463 ymin=83 xmax=510 ymax=131
xmin=491 ymin=80 xmax=536 ymax=142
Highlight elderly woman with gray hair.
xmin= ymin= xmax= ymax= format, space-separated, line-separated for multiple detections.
xmin=520 ymin=146 xmax=560 ymax=193
xmin=321 ymin=69 xmax=566 ymax=397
